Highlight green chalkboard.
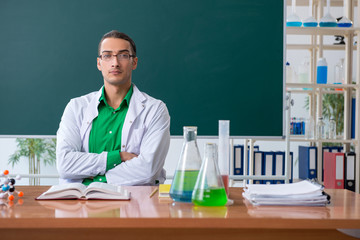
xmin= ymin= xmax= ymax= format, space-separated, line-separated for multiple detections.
xmin=0 ymin=0 xmax=284 ymax=136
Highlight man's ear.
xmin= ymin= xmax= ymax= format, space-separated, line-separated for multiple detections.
xmin=97 ymin=57 xmax=102 ymax=71
xmin=132 ymin=57 xmax=138 ymax=70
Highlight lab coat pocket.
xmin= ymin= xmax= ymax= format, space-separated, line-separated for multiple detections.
xmin=127 ymin=127 xmax=145 ymax=155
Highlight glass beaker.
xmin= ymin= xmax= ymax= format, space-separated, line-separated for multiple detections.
xmin=169 ymin=126 xmax=202 ymax=202
xmin=192 ymin=143 xmax=228 ymax=207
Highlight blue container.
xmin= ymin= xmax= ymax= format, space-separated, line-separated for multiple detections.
xmin=316 ymin=58 xmax=328 ymax=84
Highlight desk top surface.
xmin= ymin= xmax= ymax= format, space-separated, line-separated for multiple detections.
xmin=1 ymin=186 xmax=359 ymax=229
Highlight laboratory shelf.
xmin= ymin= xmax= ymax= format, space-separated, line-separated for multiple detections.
xmin=284 ymin=0 xmax=360 ymax=193
xmin=286 ymin=27 xmax=360 ymax=36
xmin=286 ymin=0 xmax=357 ymax=7
xmin=286 ymin=83 xmax=358 ymax=89
xmin=289 ymin=137 xmax=356 ymax=144
xmin=287 ymin=44 xmax=357 ymax=51
xmin=286 ymin=89 xmax=346 ymax=94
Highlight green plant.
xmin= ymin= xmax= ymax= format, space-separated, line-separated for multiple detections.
xmin=8 ymin=138 xmax=56 ymax=185
xmin=305 ymin=93 xmax=344 ymax=136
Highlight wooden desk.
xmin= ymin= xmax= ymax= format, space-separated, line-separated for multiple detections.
xmin=0 ymin=186 xmax=359 ymax=240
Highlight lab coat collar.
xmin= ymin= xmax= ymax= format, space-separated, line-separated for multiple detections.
xmin=80 ymin=88 xmax=103 ymax=149
xmin=131 ymin=84 xmax=146 ymax=103
xmin=121 ymin=84 xmax=146 ymax=147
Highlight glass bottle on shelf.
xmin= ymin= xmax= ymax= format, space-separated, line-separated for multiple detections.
xmin=329 ymin=118 xmax=337 ymax=139
xmin=298 ymin=59 xmax=310 ymax=84
xmin=305 ymin=117 xmax=314 ymax=139
xmin=334 ymin=58 xmax=345 ymax=91
xmin=169 ymin=126 xmax=202 ymax=203
xmin=299 ymin=57 xmax=311 ymax=90
xmin=316 ymin=117 xmax=326 ymax=140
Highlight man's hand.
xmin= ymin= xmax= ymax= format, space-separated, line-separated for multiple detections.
xmin=120 ymin=152 xmax=138 ymax=162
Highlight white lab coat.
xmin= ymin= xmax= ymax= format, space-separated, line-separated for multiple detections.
xmin=56 ymin=84 xmax=170 ymax=185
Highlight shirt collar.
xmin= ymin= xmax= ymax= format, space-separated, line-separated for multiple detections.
xmin=99 ymin=84 xmax=133 ymax=110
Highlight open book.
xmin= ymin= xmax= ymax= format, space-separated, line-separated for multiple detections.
xmin=36 ymin=182 xmax=131 ymax=200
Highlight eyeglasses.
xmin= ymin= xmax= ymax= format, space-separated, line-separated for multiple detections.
xmin=99 ymin=53 xmax=136 ymax=62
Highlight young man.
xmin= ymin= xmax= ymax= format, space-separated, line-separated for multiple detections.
xmin=56 ymin=30 xmax=170 ymax=185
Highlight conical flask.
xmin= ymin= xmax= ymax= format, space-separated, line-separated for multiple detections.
xmin=303 ymin=0 xmax=318 ymax=27
xmin=170 ymin=126 xmax=202 ymax=202
xmin=286 ymin=0 xmax=302 ymax=27
xmin=192 ymin=143 xmax=228 ymax=206
xmin=319 ymin=0 xmax=337 ymax=27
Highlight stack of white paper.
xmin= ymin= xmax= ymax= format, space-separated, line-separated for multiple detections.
xmin=243 ymin=180 xmax=330 ymax=206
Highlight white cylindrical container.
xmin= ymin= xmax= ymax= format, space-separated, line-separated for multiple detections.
xmin=218 ymin=120 xmax=230 ymax=195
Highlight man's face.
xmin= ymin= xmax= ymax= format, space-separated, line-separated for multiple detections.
xmin=97 ymin=38 xmax=138 ymax=87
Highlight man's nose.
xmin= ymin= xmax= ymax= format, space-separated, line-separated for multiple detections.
xmin=111 ymin=55 xmax=120 ymax=66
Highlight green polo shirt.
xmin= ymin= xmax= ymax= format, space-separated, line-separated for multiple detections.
xmin=82 ymin=85 xmax=133 ymax=185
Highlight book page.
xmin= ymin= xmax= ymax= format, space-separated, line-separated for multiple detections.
xmin=37 ymin=189 xmax=84 ymax=200
xmin=84 ymin=182 xmax=130 ymax=200
xmin=43 ymin=183 xmax=87 ymax=195
xmin=86 ymin=182 xmax=119 ymax=193
xmin=244 ymin=181 xmax=322 ymax=196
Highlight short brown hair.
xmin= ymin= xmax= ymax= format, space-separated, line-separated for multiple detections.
xmin=98 ymin=30 xmax=137 ymax=56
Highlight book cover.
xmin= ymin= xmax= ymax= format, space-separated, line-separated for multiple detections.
xmin=299 ymin=146 xmax=317 ymax=180
xmin=345 ymin=152 xmax=356 ymax=192
xmin=159 ymin=184 xmax=171 ymax=198
xmin=324 ymin=152 xmax=344 ymax=189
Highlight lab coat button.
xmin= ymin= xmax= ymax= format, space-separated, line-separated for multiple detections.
xmin=130 ymin=120 xmax=133 ymax=123
xmin=122 ymin=145 xmax=125 ymax=148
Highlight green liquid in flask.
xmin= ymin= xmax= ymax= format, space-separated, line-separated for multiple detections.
xmin=170 ymin=170 xmax=199 ymax=202
xmin=192 ymin=188 xmax=228 ymax=206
